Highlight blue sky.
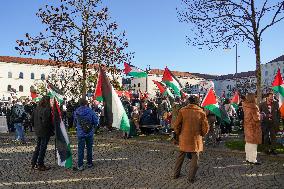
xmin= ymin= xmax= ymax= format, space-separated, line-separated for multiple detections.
xmin=0 ymin=0 xmax=283 ymax=75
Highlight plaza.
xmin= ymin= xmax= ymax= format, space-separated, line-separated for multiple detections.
xmin=0 ymin=131 xmax=283 ymax=189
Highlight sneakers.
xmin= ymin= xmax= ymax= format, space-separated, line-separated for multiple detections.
xmin=31 ymin=164 xmax=38 ymax=170
xmin=78 ymin=166 xmax=84 ymax=171
xmin=87 ymin=164 xmax=93 ymax=168
xmin=246 ymin=160 xmax=261 ymax=165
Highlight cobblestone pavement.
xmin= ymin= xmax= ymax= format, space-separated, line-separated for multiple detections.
xmin=0 ymin=132 xmax=283 ymax=189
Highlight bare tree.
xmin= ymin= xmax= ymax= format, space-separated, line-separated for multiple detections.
xmin=16 ymin=0 xmax=133 ymax=98
xmin=177 ymin=0 xmax=284 ymax=103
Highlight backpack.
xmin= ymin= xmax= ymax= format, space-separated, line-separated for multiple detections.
xmin=12 ymin=105 xmax=26 ymax=123
xmin=76 ymin=113 xmax=93 ymax=133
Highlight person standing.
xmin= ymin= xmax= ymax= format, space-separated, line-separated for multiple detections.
xmin=10 ymin=100 xmax=27 ymax=144
xmin=259 ymin=92 xmax=280 ymax=155
xmin=173 ymin=95 xmax=209 ymax=183
xmin=74 ymin=98 xmax=98 ymax=171
xmin=31 ymin=96 xmax=54 ymax=171
xmin=242 ymin=93 xmax=262 ymax=165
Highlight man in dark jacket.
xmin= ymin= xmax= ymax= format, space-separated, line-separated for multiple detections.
xmin=74 ymin=98 xmax=98 ymax=171
xmin=259 ymin=92 xmax=280 ymax=155
xmin=31 ymin=96 xmax=54 ymax=171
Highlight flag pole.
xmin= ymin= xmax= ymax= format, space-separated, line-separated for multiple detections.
xmin=53 ymin=99 xmax=57 ymax=163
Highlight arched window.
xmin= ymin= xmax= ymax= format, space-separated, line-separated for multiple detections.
xmin=19 ymin=85 xmax=24 ymax=92
xmin=41 ymin=74 xmax=45 ymax=80
xmin=19 ymin=72 xmax=24 ymax=79
xmin=31 ymin=73 xmax=35 ymax=79
xmin=8 ymin=72 xmax=12 ymax=78
xmin=7 ymin=85 xmax=11 ymax=91
xmin=138 ymin=83 xmax=141 ymax=87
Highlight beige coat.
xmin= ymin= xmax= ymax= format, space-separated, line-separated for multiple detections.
xmin=243 ymin=102 xmax=262 ymax=144
xmin=173 ymin=104 xmax=209 ymax=152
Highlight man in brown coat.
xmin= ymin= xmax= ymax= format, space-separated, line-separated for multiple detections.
xmin=173 ymin=95 xmax=209 ymax=183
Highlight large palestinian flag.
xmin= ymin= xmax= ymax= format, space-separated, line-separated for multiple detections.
xmin=47 ymin=81 xmax=64 ymax=104
xmin=124 ymin=62 xmax=147 ymax=78
xmin=272 ymin=68 xmax=284 ymax=118
xmin=95 ymin=67 xmax=130 ymax=132
xmin=152 ymin=80 xmax=174 ymax=98
xmin=231 ymin=91 xmax=240 ymax=111
xmin=201 ymin=87 xmax=230 ymax=123
xmin=52 ymin=99 xmax=72 ymax=169
xmin=162 ymin=67 xmax=182 ymax=97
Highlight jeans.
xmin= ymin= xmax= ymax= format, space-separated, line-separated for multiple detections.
xmin=14 ymin=123 xmax=25 ymax=141
xmin=31 ymin=136 xmax=50 ymax=166
xmin=77 ymin=135 xmax=94 ymax=167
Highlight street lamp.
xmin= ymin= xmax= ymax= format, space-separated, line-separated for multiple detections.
xmin=145 ymin=65 xmax=151 ymax=92
xmin=224 ymin=43 xmax=239 ymax=90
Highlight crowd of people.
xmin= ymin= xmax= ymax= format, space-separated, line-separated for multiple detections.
xmin=0 ymin=90 xmax=283 ymax=183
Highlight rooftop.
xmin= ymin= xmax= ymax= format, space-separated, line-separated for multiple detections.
xmin=267 ymin=54 xmax=284 ymax=64
xmin=0 ymin=56 xmax=101 ymax=69
xmin=0 ymin=55 xmax=281 ymax=80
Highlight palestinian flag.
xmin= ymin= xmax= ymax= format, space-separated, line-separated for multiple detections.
xmin=152 ymin=80 xmax=174 ymax=98
xmin=231 ymin=91 xmax=240 ymax=111
xmin=93 ymin=71 xmax=103 ymax=102
xmin=124 ymin=62 xmax=147 ymax=78
xmin=272 ymin=68 xmax=284 ymax=118
xmin=201 ymin=88 xmax=230 ymax=123
xmin=52 ymin=99 xmax=72 ymax=168
xmin=162 ymin=67 xmax=182 ymax=96
xmin=47 ymin=81 xmax=64 ymax=104
xmin=96 ymin=67 xmax=130 ymax=132
xmin=30 ymin=92 xmax=42 ymax=102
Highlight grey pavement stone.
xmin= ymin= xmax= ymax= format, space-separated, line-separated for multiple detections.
xmin=0 ymin=131 xmax=283 ymax=189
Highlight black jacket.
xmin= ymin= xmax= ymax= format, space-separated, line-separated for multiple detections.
xmin=32 ymin=106 xmax=54 ymax=137
xmin=259 ymin=101 xmax=280 ymax=128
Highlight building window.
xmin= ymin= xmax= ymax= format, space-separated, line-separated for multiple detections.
xmin=19 ymin=72 xmax=24 ymax=79
xmin=31 ymin=73 xmax=35 ymax=79
xmin=133 ymin=84 xmax=136 ymax=87
xmin=8 ymin=72 xmax=12 ymax=78
xmin=19 ymin=85 xmax=23 ymax=92
xmin=138 ymin=83 xmax=141 ymax=87
xmin=7 ymin=85 xmax=11 ymax=91
xmin=265 ymin=71 xmax=268 ymax=76
xmin=41 ymin=74 xmax=45 ymax=80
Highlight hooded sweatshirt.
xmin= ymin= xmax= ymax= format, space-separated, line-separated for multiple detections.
xmin=74 ymin=106 xmax=98 ymax=137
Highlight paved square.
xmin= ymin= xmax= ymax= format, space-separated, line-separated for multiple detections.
xmin=0 ymin=132 xmax=283 ymax=189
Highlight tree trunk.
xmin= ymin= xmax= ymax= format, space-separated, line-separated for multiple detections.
xmin=250 ymin=0 xmax=262 ymax=104
xmin=82 ymin=57 xmax=87 ymax=99
xmin=255 ymin=42 xmax=262 ymax=105
xmin=81 ymin=30 xmax=88 ymax=100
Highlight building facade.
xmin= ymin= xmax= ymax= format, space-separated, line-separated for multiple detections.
xmin=1 ymin=55 xmax=283 ymax=101
xmin=129 ymin=54 xmax=284 ymax=98
xmin=0 ymin=56 xmax=122 ymax=101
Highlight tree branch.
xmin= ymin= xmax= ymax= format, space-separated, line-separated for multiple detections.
xmin=260 ymin=2 xmax=284 ymax=38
